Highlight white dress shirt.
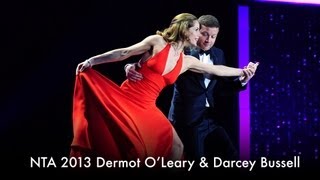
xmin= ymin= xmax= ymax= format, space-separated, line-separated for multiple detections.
xmin=199 ymin=53 xmax=213 ymax=107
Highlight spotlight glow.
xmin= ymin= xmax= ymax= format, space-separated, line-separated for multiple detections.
xmin=257 ymin=0 xmax=320 ymax=5
xmin=238 ymin=5 xmax=250 ymax=160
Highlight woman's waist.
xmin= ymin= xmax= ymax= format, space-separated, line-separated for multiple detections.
xmin=120 ymin=80 xmax=160 ymax=104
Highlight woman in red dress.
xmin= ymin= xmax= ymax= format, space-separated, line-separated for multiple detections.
xmin=71 ymin=13 xmax=254 ymax=161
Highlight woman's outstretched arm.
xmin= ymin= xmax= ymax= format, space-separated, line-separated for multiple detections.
xmin=76 ymin=35 xmax=160 ymax=74
xmin=183 ymin=55 xmax=258 ymax=77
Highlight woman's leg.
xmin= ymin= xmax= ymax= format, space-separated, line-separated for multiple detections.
xmin=170 ymin=126 xmax=184 ymax=160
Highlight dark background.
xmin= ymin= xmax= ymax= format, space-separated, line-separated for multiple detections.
xmin=1 ymin=0 xmax=320 ymax=177
xmin=248 ymin=1 xmax=320 ymax=174
xmin=0 ymin=0 xmax=239 ymax=175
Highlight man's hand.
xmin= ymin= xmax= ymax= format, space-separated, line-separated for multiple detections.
xmin=125 ymin=63 xmax=143 ymax=82
xmin=239 ymin=62 xmax=259 ymax=84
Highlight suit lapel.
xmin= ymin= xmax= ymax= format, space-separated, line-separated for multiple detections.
xmin=207 ymin=49 xmax=217 ymax=89
xmin=207 ymin=78 xmax=217 ymax=90
xmin=194 ymin=53 xmax=207 ymax=89
xmin=198 ymin=75 xmax=206 ymax=89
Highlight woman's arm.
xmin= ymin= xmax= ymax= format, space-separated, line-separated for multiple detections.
xmin=76 ymin=35 xmax=159 ymax=74
xmin=184 ymin=55 xmax=245 ymax=77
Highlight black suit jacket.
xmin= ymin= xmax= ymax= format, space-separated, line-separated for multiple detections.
xmin=168 ymin=47 xmax=245 ymax=127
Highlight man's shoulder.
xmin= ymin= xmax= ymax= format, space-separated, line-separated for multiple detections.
xmin=211 ymin=46 xmax=224 ymax=53
xmin=185 ymin=46 xmax=224 ymax=56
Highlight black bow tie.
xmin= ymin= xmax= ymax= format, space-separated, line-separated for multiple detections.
xmin=199 ymin=49 xmax=210 ymax=55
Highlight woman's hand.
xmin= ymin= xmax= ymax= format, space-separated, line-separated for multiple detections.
xmin=76 ymin=59 xmax=92 ymax=75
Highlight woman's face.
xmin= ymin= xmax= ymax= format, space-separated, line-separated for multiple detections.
xmin=186 ymin=20 xmax=200 ymax=46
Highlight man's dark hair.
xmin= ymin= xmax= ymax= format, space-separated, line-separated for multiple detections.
xmin=198 ymin=15 xmax=220 ymax=28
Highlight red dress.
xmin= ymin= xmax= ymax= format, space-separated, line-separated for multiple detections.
xmin=70 ymin=44 xmax=182 ymax=161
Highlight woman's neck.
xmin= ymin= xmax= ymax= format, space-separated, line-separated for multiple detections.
xmin=171 ymin=42 xmax=184 ymax=53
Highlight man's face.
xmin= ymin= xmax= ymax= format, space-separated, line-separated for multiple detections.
xmin=197 ymin=25 xmax=219 ymax=51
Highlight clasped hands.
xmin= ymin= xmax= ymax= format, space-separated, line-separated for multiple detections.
xmin=240 ymin=62 xmax=259 ymax=84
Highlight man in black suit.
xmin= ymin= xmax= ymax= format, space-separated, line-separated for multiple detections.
xmin=168 ymin=15 xmax=255 ymax=161
xmin=125 ymin=15 xmax=257 ymax=162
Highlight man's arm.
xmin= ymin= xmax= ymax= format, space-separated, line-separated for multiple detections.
xmin=217 ymin=61 xmax=259 ymax=92
xmin=124 ymin=49 xmax=153 ymax=82
xmin=124 ymin=63 xmax=143 ymax=82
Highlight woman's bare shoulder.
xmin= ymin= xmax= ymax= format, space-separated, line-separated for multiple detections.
xmin=145 ymin=34 xmax=167 ymax=52
xmin=146 ymin=34 xmax=166 ymax=44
